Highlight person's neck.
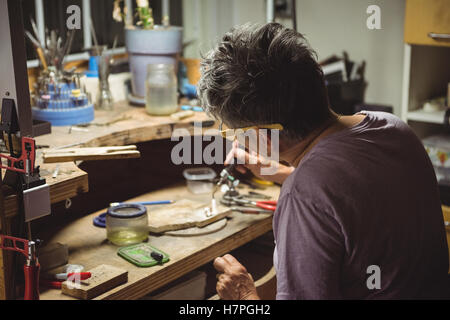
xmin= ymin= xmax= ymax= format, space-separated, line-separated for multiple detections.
xmin=280 ymin=113 xmax=366 ymax=167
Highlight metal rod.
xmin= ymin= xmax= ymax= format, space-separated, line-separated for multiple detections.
xmin=89 ymin=16 xmax=101 ymax=56
xmin=34 ymin=0 xmax=45 ymax=48
xmin=291 ymin=0 xmax=297 ymax=31
xmin=82 ymin=0 xmax=92 ymax=49
xmin=266 ymin=0 xmax=274 ymax=23
xmin=162 ymin=0 xmax=170 ymax=26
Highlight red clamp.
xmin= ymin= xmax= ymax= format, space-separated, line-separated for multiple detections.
xmin=0 ymin=234 xmax=30 ymax=259
xmin=0 ymin=234 xmax=40 ymax=300
xmin=0 ymin=137 xmax=36 ymax=174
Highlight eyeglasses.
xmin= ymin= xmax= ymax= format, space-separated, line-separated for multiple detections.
xmin=218 ymin=122 xmax=284 ymax=139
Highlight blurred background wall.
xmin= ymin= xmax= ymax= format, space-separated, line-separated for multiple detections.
xmin=182 ymin=0 xmax=406 ymax=116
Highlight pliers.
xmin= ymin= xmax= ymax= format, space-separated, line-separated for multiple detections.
xmin=221 ymin=195 xmax=277 ymax=211
xmin=229 ymin=207 xmax=273 ymax=214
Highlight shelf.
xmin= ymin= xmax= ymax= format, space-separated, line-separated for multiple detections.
xmin=407 ymin=109 xmax=446 ymax=124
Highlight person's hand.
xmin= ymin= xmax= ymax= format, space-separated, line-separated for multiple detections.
xmin=224 ymin=140 xmax=294 ymax=184
xmin=213 ymin=254 xmax=259 ymax=300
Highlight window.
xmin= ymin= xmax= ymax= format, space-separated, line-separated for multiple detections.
xmin=22 ymin=0 xmax=183 ymax=68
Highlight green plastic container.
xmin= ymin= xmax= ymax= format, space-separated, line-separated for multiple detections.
xmin=118 ymin=243 xmax=170 ymax=267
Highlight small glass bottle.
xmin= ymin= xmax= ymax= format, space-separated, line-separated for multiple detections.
xmin=96 ymin=52 xmax=113 ymax=110
xmin=145 ymin=63 xmax=178 ymax=115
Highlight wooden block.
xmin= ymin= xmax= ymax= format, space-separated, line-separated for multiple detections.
xmin=61 ymin=264 xmax=128 ymax=300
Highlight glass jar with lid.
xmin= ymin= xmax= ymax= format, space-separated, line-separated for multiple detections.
xmin=106 ymin=204 xmax=148 ymax=246
xmin=145 ymin=63 xmax=179 ymax=115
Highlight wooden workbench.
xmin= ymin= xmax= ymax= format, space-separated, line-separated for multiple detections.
xmin=3 ymin=101 xmax=216 ymax=221
xmin=0 ymin=100 xmax=218 ymax=299
xmin=39 ymin=183 xmax=280 ymax=300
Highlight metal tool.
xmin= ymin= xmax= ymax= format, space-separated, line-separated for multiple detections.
xmin=0 ymin=99 xmax=50 ymax=223
xmin=229 ymin=207 xmax=273 ymax=214
xmin=205 ymin=164 xmax=239 ymax=217
xmin=0 ymin=235 xmax=40 ymax=300
xmin=221 ymin=196 xmax=277 ymax=211
xmin=26 ymin=17 xmax=95 ymax=126
xmin=247 ymin=191 xmax=272 ymax=199
xmin=210 ymin=164 xmax=277 ymax=214
xmin=212 ymin=164 xmax=239 ymax=199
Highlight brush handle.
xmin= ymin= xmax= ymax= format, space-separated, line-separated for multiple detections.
xmin=110 ymin=200 xmax=174 ymax=207
xmin=36 ymin=48 xmax=48 ymax=70
xmin=136 ymin=201 xmax=173 ymax=205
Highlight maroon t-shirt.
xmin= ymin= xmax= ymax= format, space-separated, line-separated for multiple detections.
xmin=273 ymin=111 xmax=449 ymax=299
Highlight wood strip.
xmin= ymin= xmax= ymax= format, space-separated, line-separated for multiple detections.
xmin=47 ymin=146 xmax=138 ymax=153
xmin=43 ymin=146 xmax=141 ymax=163
xmin=43 ymin=151 xmax=140 ymax=163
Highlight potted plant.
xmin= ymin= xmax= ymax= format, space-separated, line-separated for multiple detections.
xmin=113 ymin=0 xmax=183 ymax=104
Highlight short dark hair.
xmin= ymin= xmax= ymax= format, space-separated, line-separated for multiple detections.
xmin=198 ymin=22 xmax=332 ymax=139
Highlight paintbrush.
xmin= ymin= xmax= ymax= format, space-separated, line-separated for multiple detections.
xmin=25 ymin=30 xmax=48 ymax=70
xmin=64 ymin=30 xmax=75 ymax=57
xmin=30 ymin=17 xmax=41 ymax=46
xmin=50 ymin=30 xmax=57 ymax=65
xmin=89 ymin=17 xmax=101 ymax=57
xmin=110 ymin=34 xmax=118 ymax=65
xmin=25 ymin=30 xmax=40 ymax=48
xmin=57 ymin=29 xmax=75 ymax=71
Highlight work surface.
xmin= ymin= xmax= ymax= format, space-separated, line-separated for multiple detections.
xmin=3 ymin=101 xmax=215 ymax=221
xmin=39 ymin=183 xmax=280 ymax=300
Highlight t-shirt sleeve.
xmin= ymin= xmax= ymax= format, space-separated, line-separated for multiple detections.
xmin=274 ymin=192 xmax=345 ymax=300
